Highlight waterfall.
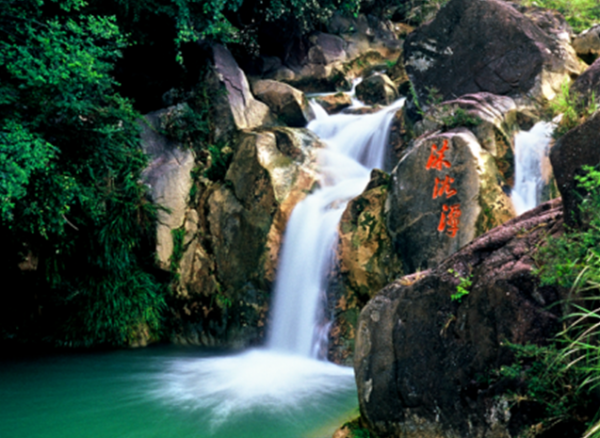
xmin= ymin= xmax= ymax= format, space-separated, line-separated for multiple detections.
xmin=511 ymin=121 xmax=555 ymax=215
xmin=155 ymin=98 xmax=404 ymax=428
xmin=268 ymin=98 xmax=405 ymax=358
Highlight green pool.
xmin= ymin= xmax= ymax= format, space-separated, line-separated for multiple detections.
xmin=0 ymin=345 xmax=358 ymax=438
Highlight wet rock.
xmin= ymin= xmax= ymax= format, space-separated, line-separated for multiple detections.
xmin=170 ymin=128 xmax=321 ymax=346
xmin=387 ymin=129 xmax=515 ymax=273
xmin=312 ymin=92 xmax=353 ymax=114
xmin=550 ymin=112 xmax=600 ymax=226
xmin=403 ymin=0 xmax=581 ymax=105
xmin=252 ymin=79 xmax=315 ymax=127
xmin=355 ymin=74 xmax=399 ymax=106
xmin=139 ymin=108 xmax=195 ymax=271
xmin=356 ymin=199 xmax=565 ymax=438
xmin=329 ymin=170 xmax=402 ymax=365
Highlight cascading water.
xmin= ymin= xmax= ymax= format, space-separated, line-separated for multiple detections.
xmin=511 ymin=121 xmax=555 ymax=215
xmin=268 ymin=98 xmax=405 ymax=358
xmin=152 ymin=97 xmax=405 ymax=430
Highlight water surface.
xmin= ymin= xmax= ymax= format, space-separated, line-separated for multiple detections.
xmin=0 ymin=346 xmax=358 ymax=438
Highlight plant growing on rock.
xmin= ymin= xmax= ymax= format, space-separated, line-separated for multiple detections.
xmin=500 ymin=165 xmax=600 ymax=437
xmin=448 ymin=268 xmax=472 ymax=302
xmin=549 ymin=81 xmax=599 ymax=139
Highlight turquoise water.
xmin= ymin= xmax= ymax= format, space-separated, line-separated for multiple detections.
xmin=0 ymin=346 xmax=358 ymax=438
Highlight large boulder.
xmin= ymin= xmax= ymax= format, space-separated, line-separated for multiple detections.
xmin=414 ymin=93 xmax=523 ymax=158
xmin=570 ymin=57 xmax=600 ymax=104
xmin=355 ymin=74 xmax=399 ymax=106
xmin=209 ymin=44 xmax=272 ymax=140
xmin=308 ymin=32 xmax=347 ymax=65
xmin=387 ymin=129 xmax=515 ymax=273
xmin=355 ymin=199 xmax=565 ymax=438
xmin=572 ymin=25 xmax=600 ymax=60
xmin=251 ymin=79 xmax=315 ymax=127
xmin=169 ymin=128 xmax=322 ymax=346
xmin=403 ymin=0 xmax=581 ymax=106
xmin=139 ymin=107 xmax=195 ymax=271
xmin=550 ymin=111 xmax=600 ymax=226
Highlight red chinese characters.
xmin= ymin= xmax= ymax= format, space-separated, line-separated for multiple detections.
xmin=425 ymin=139 xmax=451 ymax=171
xmin=425 ymin=139 xmax=461 ymax=238
xmin=432 ymin=175 xmax=457 ymax=199
xmin=437 ymin=204 xmax=462 ymax=237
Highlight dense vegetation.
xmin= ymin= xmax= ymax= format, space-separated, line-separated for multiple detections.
xmin=0 ymin=0 xmax=400 ymax=347
xmin=495 ymin=167 xmax=600 ymax=437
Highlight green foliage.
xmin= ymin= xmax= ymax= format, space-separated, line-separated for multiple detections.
xmin=89 ymin=0 xmax=360 ymax=63
xmin=205 ymin=142 xmax=233 ymax=182
xmin=0 ymin=121 xmax=57 ymax=222
xmin=341 ymin=417 xmax=378 ymax=438
xmin=159 ymin=103 xmax=210 ymax=147
xmin=440 ymin=107 xmax=482 ymax=130
xmin=448 ymin=268 xmax=473 ymax=302
xmin=509 ymin=165 xmax=600 ymax=436
xmin=549 ymin=80 xmax=599 ymax=139
xmin=388 ymin=0 xmax=450 ymax=25
xmin=497 ymin=341 xmax=599 ymax=436
xmin=169 ymin=227 xmax=186 ymax=276
xmin=517 ymin=0 xmax=600 ymax=34
xmin=535 ymin=166 xmax=600 ymax=289
xmin=0 ymin=0 xmax=166 ymax=346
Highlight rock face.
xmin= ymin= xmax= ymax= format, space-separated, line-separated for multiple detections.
xmin=169 ymin=128 xmax=321 ymax=346
xmin=550 ymin=112 xmax=600 ymax=226
xmin=355 ymin=199 xmax=565 ymax=438
xmin=251 ymin=79 xmax=315 ymax=127
xmin=139 ymin=108 xmax=195 ymax=271
xmin=210 ymin=44 xmax=272 ymax=136
xmin=387 ymin=129 xmax=515 ymax=273
xmin=355 ymin=74 xmax=399 ymax=105
xmin=570 ymin=57 xmax=600 ymax=103
xmin=403 ymin=0 xmax=581 ymax=106
xmin=329 ymin=170 xmax=402 ymax=365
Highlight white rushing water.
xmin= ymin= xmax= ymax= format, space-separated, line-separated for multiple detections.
xmin=154 ymin=98 xmax=404 ymax=428
xmin=269 ymin=98 xmax=405 ymax=358
xmin=511 ymin=121 xmax=555 ymax=215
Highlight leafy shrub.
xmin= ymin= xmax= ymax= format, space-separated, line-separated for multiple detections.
xmin=497 ymin=341 xmax=599 ymax=437
xmin=504 ymin=165 xmax=600 ymax=436
xmin=0 ymin=0 xmax=167 ymax=346
xmin=548 ymin=81 xmax=599 ymax=140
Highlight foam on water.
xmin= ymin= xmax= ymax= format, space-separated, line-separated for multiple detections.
xmin=153 ymin=349 xmax=355 ymax=428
